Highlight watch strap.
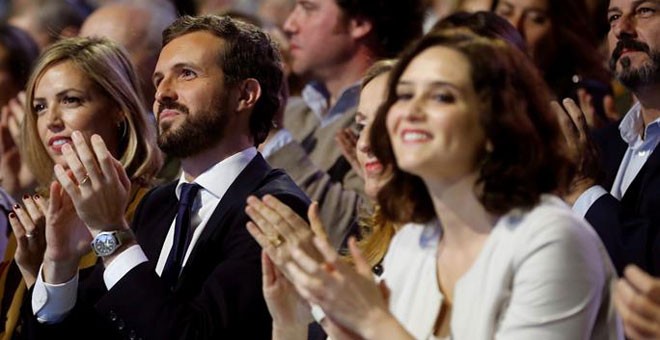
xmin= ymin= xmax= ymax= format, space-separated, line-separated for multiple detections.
xmin=91 ymin=229 xmax=136 ymax=257
xmin=114 ymin=229 xmax=135 ymax=246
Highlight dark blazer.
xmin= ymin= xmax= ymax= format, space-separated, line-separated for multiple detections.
xmin=585 ymin=122 xmax=660 ymax=276
xmin=19 ymin=154 xmax=310 ymax=340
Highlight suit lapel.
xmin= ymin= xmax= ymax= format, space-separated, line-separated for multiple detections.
xmin=136 ymin=183 xmax=179 ymax=261
xmin=175 ymin=154 xmax=272 ymax=286
xmin=604 ymin=135 xmax=628 ymax=190
xmin=623 ymin=144 xmax=660 ymax=207
xmin=595 ymin=122 xmax=627 ymax=190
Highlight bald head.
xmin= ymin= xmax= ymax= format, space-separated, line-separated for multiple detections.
xmin=80 ymin=3 xmax=176 ymax=106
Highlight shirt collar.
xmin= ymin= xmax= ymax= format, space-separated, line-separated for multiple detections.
xmin=301 ymin=81 xmax=361 ymax=123
xmin=619 ymin=102 xmax=660 ymax=146
xmin=175 ymin=147 xmax=257 ymax=200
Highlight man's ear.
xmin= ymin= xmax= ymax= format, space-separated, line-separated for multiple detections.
xmin=236 ymin=78 xmax=261 ymax=112
xmin=349 ymin=16 xmax=373 ymax=40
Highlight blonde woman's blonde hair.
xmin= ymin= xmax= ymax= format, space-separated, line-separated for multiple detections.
xmin=22 ymin=37 xmax=162 ymax=191
xmin=347 ymin=59 xmax=397 ymax=269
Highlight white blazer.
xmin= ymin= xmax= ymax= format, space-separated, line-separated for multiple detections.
xmin=382 ymin=195 xmax=623 ymax=340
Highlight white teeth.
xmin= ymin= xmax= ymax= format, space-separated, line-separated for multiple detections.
xmin=402 ymin=132 xmax=430 ymax=142
xmin=52 ymin=139 xmax=70 ymax=146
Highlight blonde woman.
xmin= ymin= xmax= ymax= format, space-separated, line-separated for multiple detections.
xmin=1 ymin=37 xmax=161 ymax=338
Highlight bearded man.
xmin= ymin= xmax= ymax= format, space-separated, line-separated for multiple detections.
xmin=569 ymin=0 xmax=660 ymax=276
xmin=23 ymin=15 xmax=309 ymax=339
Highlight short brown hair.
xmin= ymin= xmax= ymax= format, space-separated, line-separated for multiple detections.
xmin=162 ymin=15 xmax=283 ymax=145
xmin=370 ymin=31 xmax=573 ymax=223
xmin=335 ymin=0 xmax=425 ymax=57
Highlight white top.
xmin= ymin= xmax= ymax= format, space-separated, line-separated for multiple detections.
xmin=382 ymin=195 xmax=623 ymax=340
xmin=32 ymin=147 xmax=258 ymax=323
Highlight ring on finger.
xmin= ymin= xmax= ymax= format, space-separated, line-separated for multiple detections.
xmin=79 ymin=174 xmax=90 ymax=186
xmin=25 ymin=232 xmax=35 ymax=239
xmin=268 ymin=234 xmax=284 ymax=248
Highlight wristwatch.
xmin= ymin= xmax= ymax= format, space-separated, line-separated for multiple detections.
xmin=90 ymin=230 xmax=135 ymax=257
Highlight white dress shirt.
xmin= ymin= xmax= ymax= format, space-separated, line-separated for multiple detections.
xmin=32 ymin=147 xmax=258 ymax=323
xmin=573 ymin=102 xmax=660 ymax=216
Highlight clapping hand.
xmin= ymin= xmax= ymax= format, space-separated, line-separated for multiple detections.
xmin=614 ymin=265 xmax=660 ymax=339
xmin=0 ymin=92 xmax=36 ymax=198
xmin=246 ymin=196 xmax=325 ymax=277
xmin=53 ymin=131 xmax=130 ymax=234
xmin=551 ymin=98 xmax=602 ymax=204
xmin=285 ymin=236 xmax=393 ymax=338
xmin=8 ymin=194 xmax=47 ymax=287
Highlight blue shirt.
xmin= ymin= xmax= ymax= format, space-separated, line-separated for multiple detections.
xmin=301 ymin=81 xmax=361 ymax=128
xmin=573 ymin=102 xmax=660 ymax=216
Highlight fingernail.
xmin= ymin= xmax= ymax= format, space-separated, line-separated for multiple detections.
xmin=8 ymin=212 xmax=15 ymax=218
xmin=12 ymin=204 xmax=19 ymax=209
xmin=22 ymin=194 xmax=29 ymax=200
xmin=91 ymin=134 xmax=103 ymax=143
xmin=33 ymin=194 xmax=40 ymax=200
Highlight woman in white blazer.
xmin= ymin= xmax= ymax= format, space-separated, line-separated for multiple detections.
xmin=248 ymin=30 xmax=623 ymax=340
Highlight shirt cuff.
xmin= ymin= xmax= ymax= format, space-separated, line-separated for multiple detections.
xmin=103 ymin=244 xmax=148 ymax=290
xmin=310 ymin=303 xmax=326 ymax=323
xmin=260 ymin=129 xmax=294 ymax=158
xmin=32 ymin=264 xmax=78 ymax=324
xmin=572 ymin=185 xmax=608 ymax=217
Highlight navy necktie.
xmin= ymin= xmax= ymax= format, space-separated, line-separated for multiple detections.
xmin=162 ymin=182 xmax=201 ymax=289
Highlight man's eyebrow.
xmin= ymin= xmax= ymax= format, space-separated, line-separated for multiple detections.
xmin=631 ymin=0 xmax=660 ymax=9
xmin=607 ymin=0 xmax=660 ymax=14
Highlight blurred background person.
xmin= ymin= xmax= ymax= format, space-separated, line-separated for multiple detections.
xmin=493 ymin=0 xmax=616 ymax=127
xmin=7 ymin=0 xmax=94 ymax=50
xmin=0 ymin=24 xmax=39 ymax=200
xmin=257 ymin=0 xmax=294 ymax=28
xmin=424 ymin=0 xmax=496 ymax=31
xmin=261 ymin=0 xmax=425 ymax=249
xmin=79 ymin=2 xmax=177 ymax=111
xmin=0 ymin=24 xmax=37 ymax=111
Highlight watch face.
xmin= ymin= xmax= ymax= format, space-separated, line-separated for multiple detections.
xmin=92 ymin=233 xmax=119 ymax=256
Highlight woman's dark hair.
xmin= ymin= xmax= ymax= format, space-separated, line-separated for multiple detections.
xmin=335 ymin=0 xmax=425 ymax=57
xmin=432 ymin=11 xmax=527 ymax=53
xmin=0 ymin=24 xmax=39 ymax=90
xmin=491 ymin=0 xmax=611 ymax=102
xmin=370 ymin=31 xmax=573 ymax=224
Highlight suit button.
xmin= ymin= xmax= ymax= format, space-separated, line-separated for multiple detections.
xmin=117 ymin=319 xmax=125 ymax=331
xmin=109 ymin=311 xmax=118 ymax=322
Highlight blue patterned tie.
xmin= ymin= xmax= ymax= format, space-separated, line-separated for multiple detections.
xmin=161 ymin=182 xmax=201 ymax=289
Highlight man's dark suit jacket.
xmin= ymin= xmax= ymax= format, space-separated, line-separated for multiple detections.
xmin=586 ymin=122 xmax=660 ymax=276
xmin=19 ymin=154 xmax=310 ymax=340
